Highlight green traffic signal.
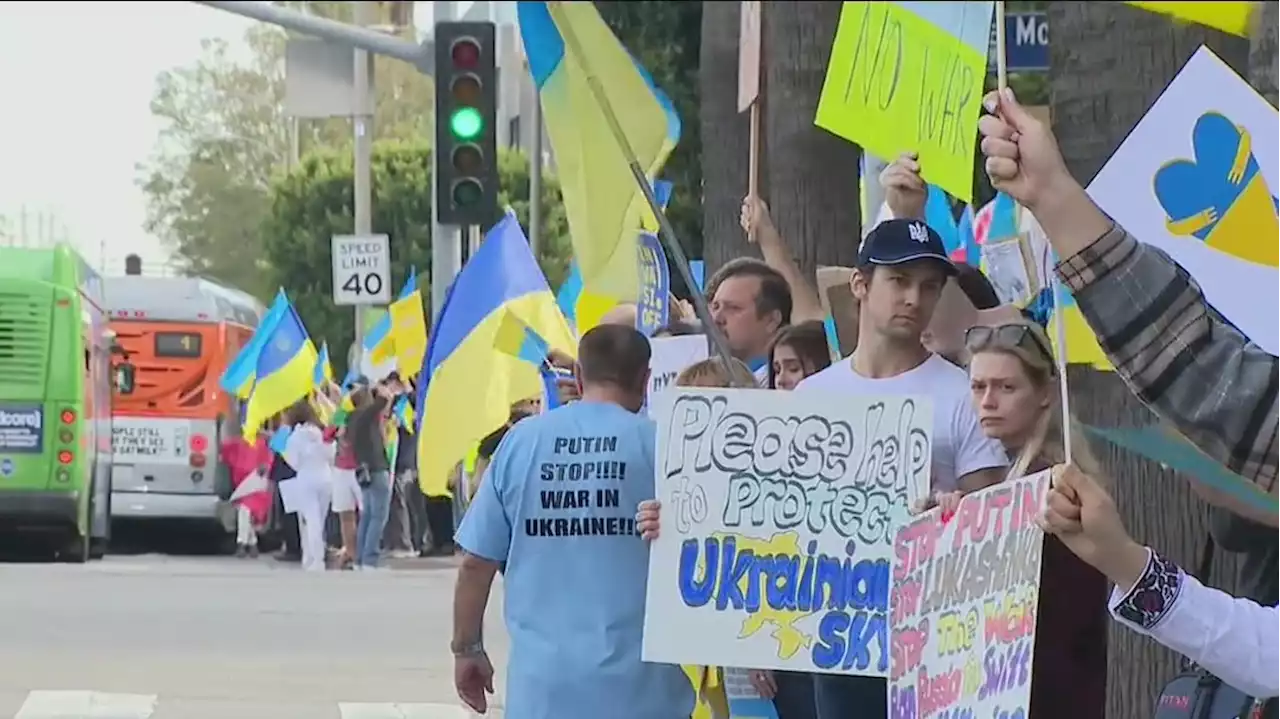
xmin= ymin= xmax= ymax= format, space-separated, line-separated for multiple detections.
xmin=450 ymin=107 xmax=484 ymax=141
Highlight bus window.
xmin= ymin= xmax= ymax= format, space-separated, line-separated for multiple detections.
xmin=114 ymin=363 xmax=136 ymax=394
xmin=154 ymin=332 xmax=203 ymax=359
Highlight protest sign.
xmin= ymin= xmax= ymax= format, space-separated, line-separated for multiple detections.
xmin=816 ymin=266 xmax=858 ymax=358
xmin=889 ymin=470 xmax=1050 ymax=719
xmin=642 ymin=388 xmax=930 ymax=675
xmin=816 ymin=2 xmax=995 ymax=202
xmin=647 ymin=335 xmax=710 ymax=403
xmin=1088 ymin=46 xmax=1279 ymax=355
xmin=637 ymin=232 xmax=671 ymax=336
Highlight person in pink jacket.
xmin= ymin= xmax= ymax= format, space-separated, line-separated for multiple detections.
xmin=220 ymin=423 xmax=273 ymax=558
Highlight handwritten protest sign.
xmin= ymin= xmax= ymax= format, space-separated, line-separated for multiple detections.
xmin=816 ymin=1 xmax=994 ymax=202
xmin=647 ymin=335 xmax=709 ymax=404
xmin=889 ymin=470 xmax=1050 ymax=719
xmin=642 ymin=388 xmax=930 ymax=675
xmin=637 ymin=232 xmax=671 ymax=336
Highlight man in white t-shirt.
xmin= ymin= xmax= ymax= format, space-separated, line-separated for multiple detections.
xmin=796 ymin=215 xmax=1008 ymax=718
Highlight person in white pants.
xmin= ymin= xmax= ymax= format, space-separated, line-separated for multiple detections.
xmin=280 ymin=400 xmax=334 ymax=572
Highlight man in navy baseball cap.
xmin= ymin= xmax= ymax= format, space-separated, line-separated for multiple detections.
xmin=796 ymin=210 xmax=1009 ymax=719
xmin=857 ymin=217 xmax=957 ymax=274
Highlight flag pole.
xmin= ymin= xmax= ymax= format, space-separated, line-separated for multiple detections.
xmin=552 ymin=9 xmax=745 ymax=385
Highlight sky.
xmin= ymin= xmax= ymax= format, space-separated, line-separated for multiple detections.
xmin=0 ymin=1 xmax=479 ymax=276
xmin=0 ymin=2 xmax=259 ymax=272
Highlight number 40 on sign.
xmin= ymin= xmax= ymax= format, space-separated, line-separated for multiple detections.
xmin=331 ymin=234 xmax=392 ymax=306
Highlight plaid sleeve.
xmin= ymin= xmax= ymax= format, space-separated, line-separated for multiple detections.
xmin=1056 ymin=224 xmax=1278 ymax=495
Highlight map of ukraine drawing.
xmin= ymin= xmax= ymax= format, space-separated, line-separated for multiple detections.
xmin=708 ymin=532 xmax=815 ymax=660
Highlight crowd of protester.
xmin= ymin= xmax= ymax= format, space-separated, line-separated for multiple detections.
xmin=448 ymin=89 xmax=1279 ymax=719
xmin=217 ymin=373 xmax=464 ymax=572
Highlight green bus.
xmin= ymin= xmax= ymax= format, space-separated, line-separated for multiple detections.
xmin=0 ymin=244 xmax=124 ymax=561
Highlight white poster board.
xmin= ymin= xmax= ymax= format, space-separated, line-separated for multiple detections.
xmin=888 ymin=470 xmax=1050 ymax=717
xmin=1088 ymin=46 xmax=1279 ymax=354
xmin=642 ymin=388 xmax=930 ymax=676
xmin=647 ymin=335 xmax=709 ymax=402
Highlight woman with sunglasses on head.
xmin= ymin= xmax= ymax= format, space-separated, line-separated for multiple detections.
xmin=965 ymin=319 xmax=1108 ymax=719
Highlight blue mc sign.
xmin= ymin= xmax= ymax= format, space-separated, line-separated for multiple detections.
xmin=988 ymin=12 xmax=1049 ymax=73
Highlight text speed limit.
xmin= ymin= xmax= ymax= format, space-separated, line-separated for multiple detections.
xmin=331 ymin=234 xmax=391 ymax=305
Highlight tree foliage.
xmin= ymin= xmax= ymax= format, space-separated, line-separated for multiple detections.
xmin=139 ymin=9 xmax=433 ymax=299
xmin=261 ymin=140 xmax=569 ymax=363
xmin=596 ymin=1 xmax=704 ymax=271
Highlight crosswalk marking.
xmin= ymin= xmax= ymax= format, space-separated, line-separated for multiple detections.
xmin=7 ymin=693 xmax=490 ymax=719
xmin=15 ymin=691 xmax=158 ymax=719
xmin=338 ymin=703 xmax=473 ymax=719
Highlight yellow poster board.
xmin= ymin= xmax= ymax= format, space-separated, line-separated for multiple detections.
xmin=1126 ymin=2 xmax=1257 ymax=37
xmin=816 ymin=1 xmax=994 ymax=203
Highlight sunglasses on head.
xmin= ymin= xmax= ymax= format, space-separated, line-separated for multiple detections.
xmin=964 ymin=324 xmax=1056 ymax=368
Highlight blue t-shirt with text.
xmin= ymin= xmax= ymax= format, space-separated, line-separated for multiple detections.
xmin=455 ymin=400 xmax=694 ymax=719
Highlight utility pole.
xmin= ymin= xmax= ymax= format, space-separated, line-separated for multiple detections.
xmin=351 ymin=0 xmax=375 ymax=361
xmin=529 ymin=77 xmax=543 ymax=258
xmin=430 ymin=0 xmax=461 ymax=323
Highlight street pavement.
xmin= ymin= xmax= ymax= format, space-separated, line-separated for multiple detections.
xmin=0 ymin=553 xmax=508 ymax=718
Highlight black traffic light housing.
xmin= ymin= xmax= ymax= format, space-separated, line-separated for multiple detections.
xmin=434 ymin=21 xmax=499 ymax=227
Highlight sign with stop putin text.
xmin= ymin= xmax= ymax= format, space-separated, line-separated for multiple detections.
xmin=641 ymin=387 xmax=931 ymax=676
xmin=889 ymin=470 xmax=1049 ymax=719
xmin=816 ymin=1 xmax=995 ymax=203
xmin=331 ymin=234 xmax=392 ymax=306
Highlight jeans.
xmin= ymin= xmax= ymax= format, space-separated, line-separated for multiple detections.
xmin=813 ymin=675 xmax=885 ymax=719
xmin=382 ymin=470 xmax=416 ymax=553
xmin=355 ymin=470 xmax=392 ymax=567
xmin=405 ymin=473 xmax=430 ymax=552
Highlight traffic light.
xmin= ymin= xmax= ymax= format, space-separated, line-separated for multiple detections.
xmin=434 ymin=21 xmax=499 ymax=226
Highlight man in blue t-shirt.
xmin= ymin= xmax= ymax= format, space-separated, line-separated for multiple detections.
xmin=452 ymin=324 xmax=694 ymax=719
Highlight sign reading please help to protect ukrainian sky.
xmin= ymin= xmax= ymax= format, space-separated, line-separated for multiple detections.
xmin=641 ymin=388 xmax=930 ymax=675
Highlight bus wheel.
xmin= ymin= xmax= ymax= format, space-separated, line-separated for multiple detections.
xmin=90 ymin=538 xmax=108 ymax=560
xmin=57 ymin=534 xmax=90 ymax=564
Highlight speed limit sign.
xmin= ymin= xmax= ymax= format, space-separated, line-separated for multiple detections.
xmin=331 ymin=234 xmax=392 ymax=305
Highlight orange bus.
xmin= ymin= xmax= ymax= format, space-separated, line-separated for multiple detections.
xmin=104 ymin=276 xmax=263 ymax=542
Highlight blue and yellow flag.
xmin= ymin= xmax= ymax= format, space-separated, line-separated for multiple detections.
xmin=557 ymin=179 xmax=675 ymax=334
xmin=314 ymin=341 xmax=334 ymax=388
xmin=220 ymin=289 xmax=288 ymax=398
xmin=243 ymin=297 xmax=319 ymax=441
xmin=365 ymin=272 xmax=422 ymax=375
xmin=518 ymin=1 xmax=680 ymax=333
xmin=387 ymin=270 xmax=428 ymax=379
xmin=392 ymin=395 xmax=415 ymax=435
xmin=415 ymin=213 xmax=576 ymax=497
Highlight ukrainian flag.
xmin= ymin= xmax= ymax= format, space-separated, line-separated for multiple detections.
xmin=387 ymin=271 xmax=428 ymax=379
xmin=314 ymin=341 xmax=334 ymax=388
xmin=393 ymin=395 xmax=415 ymax=435
xmin=219 ymin=290 xmax=288 ymax=398
xmin=415 ymin=213 xmax=576 ymax=498
xmin=518 ymin=1 xmax=680 ymax=334
xmin=556 ymin=179 xmax=675 ymax=333
xmin=364 ymin=272 xmax=420 ymax=378
xmin=243 ymin=298 xmax=319 ymax=441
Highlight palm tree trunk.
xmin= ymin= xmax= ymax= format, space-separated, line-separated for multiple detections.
xmin=699 ymin=1 xmax=753 ymax=277
xmin=763 ymin=1 xmax=861 ymax=275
